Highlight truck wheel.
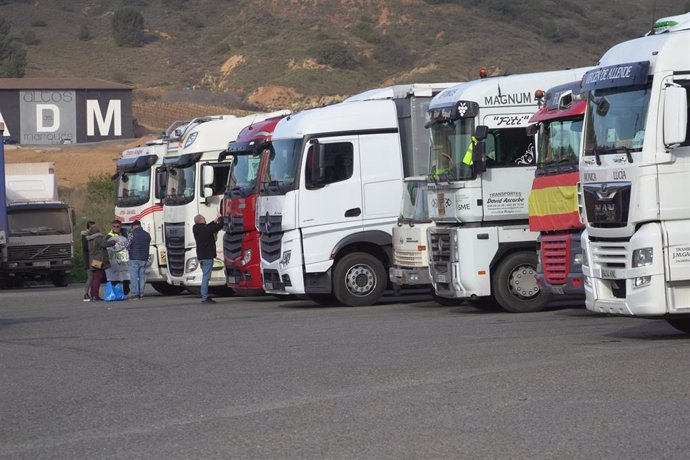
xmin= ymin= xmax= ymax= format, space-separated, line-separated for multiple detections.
xmin=51 ymin=272 xmax=70 ymax=287
xmin=333 ymin=252 xmax=386 ymax=307
xmin=150 ymin=282 xmax=185 ymax=296
xmin=493 ymin=251 xmax=551 ymax=313
xmin=665 ymin=317 xmax=690 ymax=334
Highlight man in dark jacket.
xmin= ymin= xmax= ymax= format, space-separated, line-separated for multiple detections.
xmin=81 ymin=220 xmax=96 ymax=301
xmin=127 ymin=220 xmax=151 ymax=300
xmin=192 ymin=214 xmax=223 ymax=303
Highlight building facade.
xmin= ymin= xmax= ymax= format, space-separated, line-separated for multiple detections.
xmin=0 ymin=78 xmax=134 ymax=145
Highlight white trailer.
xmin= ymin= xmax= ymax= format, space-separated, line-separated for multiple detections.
xmin=258 ymin=84 xmax=458 ymax=306
xmin=425 ymin=68 xmax=590 ymax=312
xmin=579 ymin=13 xmax=690 ymax=333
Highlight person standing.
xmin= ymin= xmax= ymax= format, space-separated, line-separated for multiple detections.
xmin=86 ymin=224 xmax=114 ymax=301
xmin=127 ymin=220 xmax=151 ymax=299
xmin=192 ymin=214 xmax=223 ymax=303
xmin=80 ymin=220 xmax=96 ymax=301
xmin=106 ymin=220 xmax=130 ymax=295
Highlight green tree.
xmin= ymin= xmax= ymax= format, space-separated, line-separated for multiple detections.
xmin=0 ymin=18 xmax=27 ymax=77
xmin=111 ymin=6 xmax=145 ymax=47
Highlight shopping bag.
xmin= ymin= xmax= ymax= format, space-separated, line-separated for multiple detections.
xmin=104 ymin=282 xmax=126 ymax=301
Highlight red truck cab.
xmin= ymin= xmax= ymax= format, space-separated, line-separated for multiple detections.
xmin=527 ymin=82 xmax=586 ymax=296
xmin=219 ymin=115 xmax=287 ymax=295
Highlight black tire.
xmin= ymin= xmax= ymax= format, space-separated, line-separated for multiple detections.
xmin=665 ymin=317 xmax=690 ymax=334
xmin=492 ymin=251 xmax=552 ymax=313
xmin=333 ymin=252 xmax=387 ymax=307
xmin=432 ymin=290 xmax=464 ymax=306
xmin=150 ymin=282 xmax=185 ymax=296
xmin=468 ymin=296 xmax=502 ymax=312
xmin=308 ymin=293 xmax=340 ymax=306
xmin=51 ymin=272 xmax=70 ymax=287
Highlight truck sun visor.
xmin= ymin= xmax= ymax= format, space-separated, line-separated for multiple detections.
xmin=582 ymin=61 xmax=650 ymax=91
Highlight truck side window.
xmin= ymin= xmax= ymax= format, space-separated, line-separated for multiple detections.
xmin=305 ymin=142 xmax=354 ymax=187
xmin=207 ymin=164 xmax=231 ymax=195
xmin=486 ymin=128 xmax=535 ymax=168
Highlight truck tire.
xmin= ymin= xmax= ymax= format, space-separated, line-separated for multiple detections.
xmin=150 ymin=282 xmax=185 ymax=296
xmin=51 ymin=272 xmax=70 ymax=287
xmin=665 ymin=317 xmax=690 ymax=334
xmin=333 ymin=252 xmax=387 ymax=307
xmin=492 ymin=251 xmax=551 ymax=313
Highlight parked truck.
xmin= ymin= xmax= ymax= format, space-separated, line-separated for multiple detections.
xmin=1 ymin=161 xmax=74 ymax=288
xmin=579 ymin=12 xmax=690 ymax=333
xmin=425 ymin=68 xmax=590 ymax=312
xmin=114 ymin=140 xmax=185 ymax=295
xmin=162 ymin=112 xmax=285 ymax=294
xmin=219 ymin=113 xmax=289 ymax=295
xmin=257 ymin=83 xmax=457 ymax=306
xmin=527 ymin=81 xmax=586 ymax=296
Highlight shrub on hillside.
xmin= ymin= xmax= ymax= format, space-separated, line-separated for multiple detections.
xmin=30 ymin=20 xmax=47 ymax=27
xmin=21 ymin=30 xmax=40 ymax=45
xmin=312 ymin=42 xmax=358 ymax=69
xmin=111 ymin=6 xmax=145 ymax=47
xmin=0 ymin=18 xmax=26 ymax=77
xmin=78 ymin=24 xmax=93 ymax=41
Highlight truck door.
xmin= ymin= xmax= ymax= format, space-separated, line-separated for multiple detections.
xmin=481 ymin=127 xmax=536 ymax=222
xmin=299 ymin=137 xmax=363 ymax=267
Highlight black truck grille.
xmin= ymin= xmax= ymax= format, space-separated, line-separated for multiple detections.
xmin=8 ymin=243 xmax=71 ymax=261
xmin=583 ymin=182 xmax=631 ymax=228
xmin=428 ymin=232 xmax=451 ymax=263
xmin=223 ymin=230 xmax=243 ymax=261
xmin=259 ymin=214 xmax=283 ymax=263
xmin=165 ymin=223 xmax=186 ymax=277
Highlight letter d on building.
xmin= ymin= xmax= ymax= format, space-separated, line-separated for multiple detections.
xmin=36 ymin=104 xmax=60 ymax=132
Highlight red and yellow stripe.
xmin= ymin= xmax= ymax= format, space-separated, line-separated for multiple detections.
xmin=528 ymin=172 xmax=583 ymax=232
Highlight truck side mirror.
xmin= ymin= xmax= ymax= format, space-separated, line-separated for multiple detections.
xmin=472 ymin=140 xmax=487 ymax=174
xmin=664 ymin=85 xmax=688 ymax=146
xmin=155 ymin=168 xmax=167 ymax=199
xmin=202 ymin=164 xmax=215 ymax=187
xmin=474 ymin=125 xmax=489 ymax=141
xmin=526 ymin=123 xmax=539 ymax=137
xmin=307 ymin=142 xmax=326 ymax=189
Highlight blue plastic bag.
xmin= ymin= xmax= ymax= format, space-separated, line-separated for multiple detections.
xmin=104 ymin=282 xmax=126 ymax=302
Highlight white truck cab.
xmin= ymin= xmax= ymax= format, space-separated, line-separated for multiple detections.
xmin=579 ymin=13 xmax=690 ymax=333
xmin=425 ymin=68 xmax=591 ymax=312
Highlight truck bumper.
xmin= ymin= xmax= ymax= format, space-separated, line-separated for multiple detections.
xmin=389 ymin=266 xmax=431 ymax=287
xmin=167 ymin=253 xmax=226 ymax=288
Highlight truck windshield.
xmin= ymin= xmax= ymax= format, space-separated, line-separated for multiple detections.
xmin=8 ymin=208 xmax=71 ymax=236
xmin=165 ymin=163 xmax=195 ymax=205
xmin=263 ymin=139 xmax=301 ymax=195
xmin=428 ymin=118 xmax=475 ymax=180
xmin=537 ymin=118 xmax=583 ymax=168
xmin=227 ymin=153 xmax=263 ymax=198
xmin=399 ymin=180 xmax=431 ymax=224
xmin=584 ymin=83 xmax=651 ymax=158
xmin=116 ymin=169 xmax=151 ymax=207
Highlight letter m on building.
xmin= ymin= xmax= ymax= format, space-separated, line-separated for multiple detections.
xmin=86 ymin=100 xmax=122 ymax=136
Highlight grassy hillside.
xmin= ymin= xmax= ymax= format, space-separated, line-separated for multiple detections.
xmin=0 ymin=0 xmax=686 ymax=111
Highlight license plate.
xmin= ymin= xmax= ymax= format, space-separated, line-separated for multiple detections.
xmin=551 ymin=285 xmax=564 ymax=295
xmin=227 ymin=276 xmax=237 ymax=284
xmin=265 ymin=282 xmax=273 ymax=290
xmin=601 ymin=269 xmax=620 ymax=279
xmin=435 ymin=273 xmax=448 ymax=283
xmin=34 ymin=261 xmax=50 ymax=268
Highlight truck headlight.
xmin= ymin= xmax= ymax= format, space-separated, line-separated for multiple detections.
xmin=573 ymin=252 xmax=583 ymax=266
xmin=280 ymin=250 xmax=291 ymax=267
xmin=632 ymin=247 xmax=653 ymax=268
xmin=241 ymin=249 xmax=252 ymax=266
xmin=634 ymin=276 xmax=651 ymax=287
xmin=186 ymin=257 xmax=199 ymax=273
xmin=184 ymin=131 xmax=198 ymax=148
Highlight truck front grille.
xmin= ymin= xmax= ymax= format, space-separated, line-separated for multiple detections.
xmin=541 ymin=235 xmax=571 ymax=285
xmin=223 ymin=215 xmax=244 ymax=261
xmin=259 ymin=215 xmax=283 ymax=263
xmin=8 ymin=243 xmax=71 ymax=261
xmin=428 ymin=231 xmax=451 ymax=263
xmin=165 ymin=223 xmax=186 ymax=277
xmin=394 ymin=249 xmax=425 ymax=268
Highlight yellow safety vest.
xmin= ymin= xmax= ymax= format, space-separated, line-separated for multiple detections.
xmin=462 ymin=136 xmax=477 ymax=166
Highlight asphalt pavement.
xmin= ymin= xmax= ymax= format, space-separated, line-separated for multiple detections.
xmin=0 ymin=285 xmax=688 ymax=459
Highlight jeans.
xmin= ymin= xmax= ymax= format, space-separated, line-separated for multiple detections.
xmin=200 ymin=259 xmax=213 ymax=300
xmin=129 ymin=259 xmax=148 ymax=298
